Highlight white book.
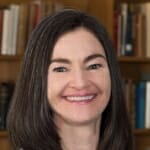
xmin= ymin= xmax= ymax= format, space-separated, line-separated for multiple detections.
xmin=9 ymin=4 xmax=20 ymax=55
xmin=7 ymin=7 xmax=13 ymax=55
xmin=117 ymin=14 xmax=122 ymax=56
xmin=145 ymin=81 xmax=150 ymax=128
xmin=1 ymin=9 xmax=11 ymax=55
xmin=120 ymin=3 xmax=128 ymax=56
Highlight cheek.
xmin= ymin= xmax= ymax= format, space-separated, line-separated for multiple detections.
xmin=47 ymin=74 xmax=56 ymax=102
xmin=47 ymin=74 xmax=67 ymax=102
xmin=47 ymin=76 xmax=57 ymax=100
xmin=94 ymin=70 xmax=111 ymax=91
xmin=94 ymin=70 xmax=111 ymax=103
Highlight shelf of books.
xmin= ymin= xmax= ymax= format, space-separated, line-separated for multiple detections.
xmin=124 ymin=79 xmax=150 ymax=129
xmin=114 ymin=2 xmax=150 ymax=58
xmin=0 ymin=0 xmax=66 ymax=135
xmin=0 ymin=0 xmax=58 ymax=57
xmin=114 ymin=1 xmax=150 ymax=137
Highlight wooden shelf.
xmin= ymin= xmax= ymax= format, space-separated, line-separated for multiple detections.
xmin=0 ymin=131 xmax=8 ymax=137
xmin=134 ymin=129 xmax=150 ymax=136
xmin=118 ymin=56 xmax=150 ymax=63
xmin=0 ymin=55 xmax=22 ymax=61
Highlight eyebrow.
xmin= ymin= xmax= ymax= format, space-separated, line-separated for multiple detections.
xmin=50 ymin=58 xmax=71 ymax=64
xmin=84 ymin=54 xmax=106 ymax=63
xmin=50 ymin=53 xmax=106 ymax=64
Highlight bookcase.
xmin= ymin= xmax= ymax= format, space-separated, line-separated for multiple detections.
xmin=115 ymin=0 xmax=150 ymax=149
xmin=0 ymin=0 xmax=150 ymax=150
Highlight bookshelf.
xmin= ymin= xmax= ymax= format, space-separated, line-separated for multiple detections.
xmin=0 ymin=0 xmax=150 ymax=150
xmin=119 ymin=57 xmax=150 ymax=80
xmin=115 ymin=0 xmax=150 ymax=149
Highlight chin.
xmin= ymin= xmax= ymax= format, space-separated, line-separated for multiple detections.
xmin=54 ymin=112 xmax=101 ymax=127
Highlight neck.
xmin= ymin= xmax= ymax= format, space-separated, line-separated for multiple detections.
xmin=55 ymin=119 xmax=101 ymax=150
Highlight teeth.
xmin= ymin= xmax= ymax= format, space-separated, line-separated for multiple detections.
xmin=66 ymin=95 xmax=94 ymax=101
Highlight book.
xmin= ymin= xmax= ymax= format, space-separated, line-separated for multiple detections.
xmin=0 ymin=9 xmax=3 ymax=55
xmin=120 ymin=3 xmax=128 ymax=56
xmin=16 ymin=3 xmax=29 ymax=56
xmin=113 ymin=10 xmax=121 ymax=56
xmin=124 ymin=79 xmax=132 ymax=112
xmin=1 ymin=5 xmax=19 ymax=55
xmin=145 ymin=81 xmax=150 ymax=128
xmin=143 ymin=3 xmax=150 ymax=58
xmin=133 ymin=4 xmax=146 ymax=57
xmin=9 ymin=4 xmax=20 ymax=55
xmin=124 ymin=4 xmax=133 ymax=56
xmin=1 ymin=8 xmax=10 ymax=55
xmin=27 ymin=0 xmax=42 ymax=39
xmin=135 ymin=81 xmax=146 ymax=128
xmin=0 ymin=82 xmax=14 ymax=130
xmin=42 ymin=1 xmax=54 ymax=18
xmin=124 ymin=79 xmax=136 ymax=128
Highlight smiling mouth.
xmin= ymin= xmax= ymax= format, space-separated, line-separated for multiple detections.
xmin=64 ymin=94 xmax=96 ymax=103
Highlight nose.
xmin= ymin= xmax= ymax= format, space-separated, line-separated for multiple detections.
xmin=69 ymin=69 xmax=89 ymax=90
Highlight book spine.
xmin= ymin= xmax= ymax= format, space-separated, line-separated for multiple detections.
xmin=16 ymin=3 xmax=29 ymax=56
xmin=0 ymin=9 xmax=3 ymax=55
xmin=135 ymin=81 xmax=146 ymax=129
xmin=1 ymin=9 xmax=10 ymax=55
xmin=124 ymin=5 xmax=133 ymax=56
xmin=145 ymin=81 xmax=150 ymax=128
xmin=10 ymin=4 xmax=20 ymax=55
xmin=0 ymin=82 xmax=14 ymax=130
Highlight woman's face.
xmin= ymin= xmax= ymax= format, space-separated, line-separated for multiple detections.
xmin=47 ymin=28 xmax=111 ymax=126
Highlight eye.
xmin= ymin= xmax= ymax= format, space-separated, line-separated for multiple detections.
xmin=53 ymin=67 xmax=68 ymax=72
xmin=87 ymin=64 xmax=102 ymax=70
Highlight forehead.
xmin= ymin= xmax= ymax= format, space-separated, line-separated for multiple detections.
xmin=52 ymin=27 xmax=106 ymax=59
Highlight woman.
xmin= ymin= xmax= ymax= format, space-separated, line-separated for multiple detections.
xmin=7 ymin=9 xmax=133 ymax=150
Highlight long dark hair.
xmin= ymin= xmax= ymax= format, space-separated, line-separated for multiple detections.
xmin=7 ymin=9 xmax=133 ymax=150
